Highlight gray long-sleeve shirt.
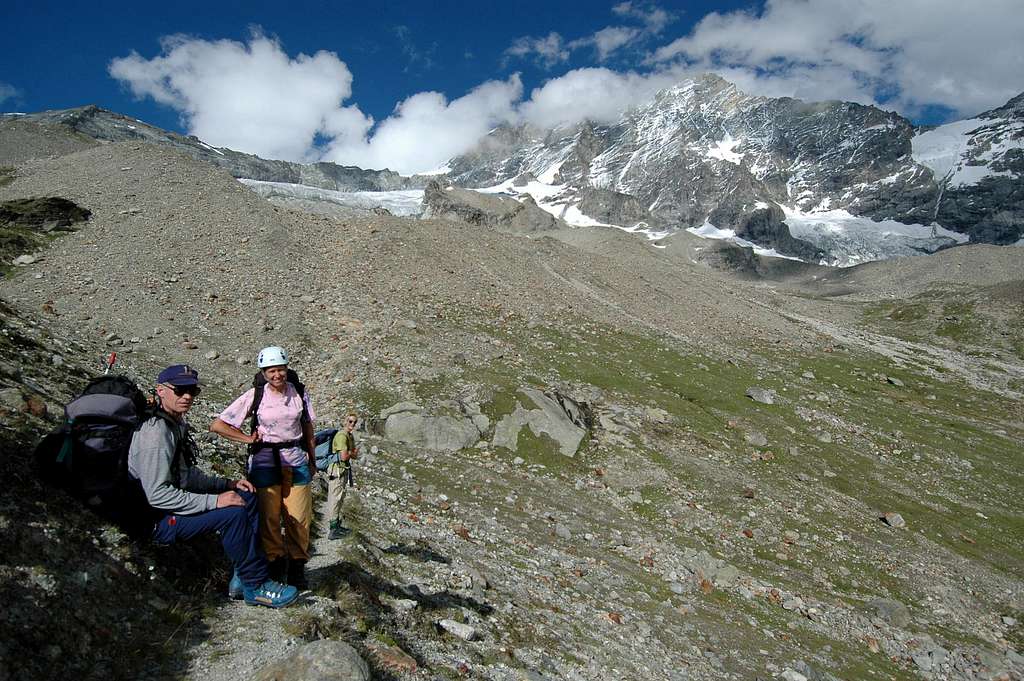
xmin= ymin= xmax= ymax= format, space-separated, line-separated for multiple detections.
xmin=128 ymin=415 xmax=227 ymax=514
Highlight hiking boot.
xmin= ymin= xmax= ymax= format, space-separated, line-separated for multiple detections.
xmin=328 ymin=520 xmax=350 ymax=540
xmin=228 ymin=571 xmax=243 ymax=600
xmin=267 ymin=557 xmax=286 ymax=582
xmin=287 ymin=559 xmax=308 ymax=590
xmin=243 ymin=579 xmax=298 ymax=608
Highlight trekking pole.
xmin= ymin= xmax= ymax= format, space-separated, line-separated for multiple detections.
xmin=103 ymin=352 xmax=117 ymax=375
xmin=345 ymin=460 xmax=354 ymax=488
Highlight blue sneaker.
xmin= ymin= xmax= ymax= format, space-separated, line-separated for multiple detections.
xmin=228 ymin=572 xmax=243 ymax=600
xmin=243 ymin=579 xmax=298 ymax=608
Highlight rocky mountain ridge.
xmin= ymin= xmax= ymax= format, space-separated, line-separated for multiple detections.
xmin=6 ymin=73 xmax=1022 ymax=266
xmin=1 ymin=105 xmax=431 ymax=192
xmin=446 ymin=74 xmax=1023 ymax=261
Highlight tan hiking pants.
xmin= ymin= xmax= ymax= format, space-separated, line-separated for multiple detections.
xmin=256 ymin=466 xmax=311 ymax=561
xmin=326 ymin=461 xmax=352 ymax=523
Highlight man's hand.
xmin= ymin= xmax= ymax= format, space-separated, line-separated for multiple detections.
xmin=340 ymin=450 xmax=351 ymax=462
xmin=248 ymin=431 xmax=263 ymax=445
xmin=230 ymin=479 xmax=255 ymax=493
xmin=216 ymin=491 xmax=245 ymax=508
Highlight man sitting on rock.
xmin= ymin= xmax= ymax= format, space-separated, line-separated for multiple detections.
xmin=127 ymin=364 xmax=298 ymax=608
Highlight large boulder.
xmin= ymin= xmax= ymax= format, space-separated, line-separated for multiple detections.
xmin=380 ymin=402 xmax=486 ymax=451
xmin=253 ymin=640 xmax=370 ymax=681
xmin=492 ymin=388 xmax=590 ymax=457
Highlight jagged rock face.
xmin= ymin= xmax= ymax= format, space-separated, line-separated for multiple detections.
xmin=4 ymin=106 xmax=428 ymax=192
xmin=448 ymin=74 xmax=1024 ymax=254
xmin=922 ymin=94 xmax=1024 ymax=244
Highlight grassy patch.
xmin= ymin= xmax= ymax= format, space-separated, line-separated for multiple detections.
xmin=353 ymin=385 xmax=403 ymax=417
xmin=935 ymin=301 xmax=979 ymax=342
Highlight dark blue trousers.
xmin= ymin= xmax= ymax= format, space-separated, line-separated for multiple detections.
xmin=152 ymin=490 xmax=268 ymax=587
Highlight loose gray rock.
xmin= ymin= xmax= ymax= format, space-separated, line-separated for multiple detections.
xmin=252 ymin=640 xmax=370 ymax=681
xmin=13 ymin=254 xmax=37 ymax=266
xmin=882 ymin=512 xmax=906 ymax=529
xmin=438 ymin=619 xmax=479 ymax=641
xmin=0 ymin=388 xmax=25 ymax=411
xmin=744 ymin=431 xmax=768 ymax=447
xmin=745 ymin=386 xmax=777 ymax=404
xmin=868 ymin=597 xmax=910 ymax=628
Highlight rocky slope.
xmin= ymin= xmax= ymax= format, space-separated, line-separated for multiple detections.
xmin=1 ymin=106 xmax=431 ymax=192
xmin=1 ymin=124 xmax=1022 ymax=680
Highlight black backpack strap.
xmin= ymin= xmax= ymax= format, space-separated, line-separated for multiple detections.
xmin=285 ymin=368 xmax=311 ymax=425
xmin=247 ymin=384 xmax=265 ymax=434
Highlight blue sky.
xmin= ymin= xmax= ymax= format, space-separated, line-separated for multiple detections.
xmin=2 ymin=1 xmax=1023 ymax=173
xmin=2 ymin=1 xmax=747 ymax=130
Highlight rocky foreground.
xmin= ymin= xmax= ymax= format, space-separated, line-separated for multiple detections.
xmin=1 ymin=118 xmax=1023 ymax=680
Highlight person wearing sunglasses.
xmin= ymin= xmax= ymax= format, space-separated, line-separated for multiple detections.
xmin=326 ymin=413 xmax=360 ymax=540
xmin=128 ymin=364 xmax=298 ymax=608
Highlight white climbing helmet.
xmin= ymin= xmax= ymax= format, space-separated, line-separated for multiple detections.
xmin=257 ymin=345 xmax=289 ymax=368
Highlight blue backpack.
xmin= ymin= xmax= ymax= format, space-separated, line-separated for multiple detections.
xmin=313 ymin=428 xmax=338 ymax=471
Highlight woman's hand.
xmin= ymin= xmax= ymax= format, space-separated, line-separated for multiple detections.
xmin=210 ymin=418 xmax=261 ymax=446
xmin=230 ymin=479 xmax=255 ymax=493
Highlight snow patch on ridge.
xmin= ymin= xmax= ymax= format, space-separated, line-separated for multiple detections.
xmin=912 ymin=117 xmax=1021 ymax=187
xmin=706 ymin=135 xmax=743 ymax=165
xmin=687 ymin=222 xmax=800 ymax=260
xmin=912 ymin=118 xmax=983 ymax=180
xmin=478 ymin=177 xmax=669 ymax=241
xmin=418 ymin=163 xmax=451 ymax=176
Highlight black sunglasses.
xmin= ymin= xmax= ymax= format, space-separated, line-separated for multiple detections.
xmin=164 ymin=384 xmax=201 ymax=397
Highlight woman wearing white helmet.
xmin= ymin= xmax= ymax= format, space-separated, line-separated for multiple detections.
xmin=210 ymin=345 xmax=317 ymax=589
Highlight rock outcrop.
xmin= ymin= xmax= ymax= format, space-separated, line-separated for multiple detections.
xmin=492 ymin=388 xmax=591 ymax=457
xmin=420 ymin=181 xmax=565 ymax=233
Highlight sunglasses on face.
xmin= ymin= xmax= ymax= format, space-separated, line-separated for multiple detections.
xmin=346 ymin=419 xmax=357 ymax=425
xmin=164 ymin=384 xmax=201 ymax=397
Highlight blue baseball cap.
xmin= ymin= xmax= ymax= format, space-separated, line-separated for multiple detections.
xmin=157 ymin=364 xmax=200 ymax=386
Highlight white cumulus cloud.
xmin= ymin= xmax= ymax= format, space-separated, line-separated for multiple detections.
xmin=109 ymin=32 xmax=370 ymax=163
xmin=325 ymin=75 xmax=523 ymax=175
xmin=519 ymin=67 xmax=683 ymax=129
xmin=650 ymin=0 xmax=1024 ymax=119
xmin=109 ymin=33 xmax=523 ymax=175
